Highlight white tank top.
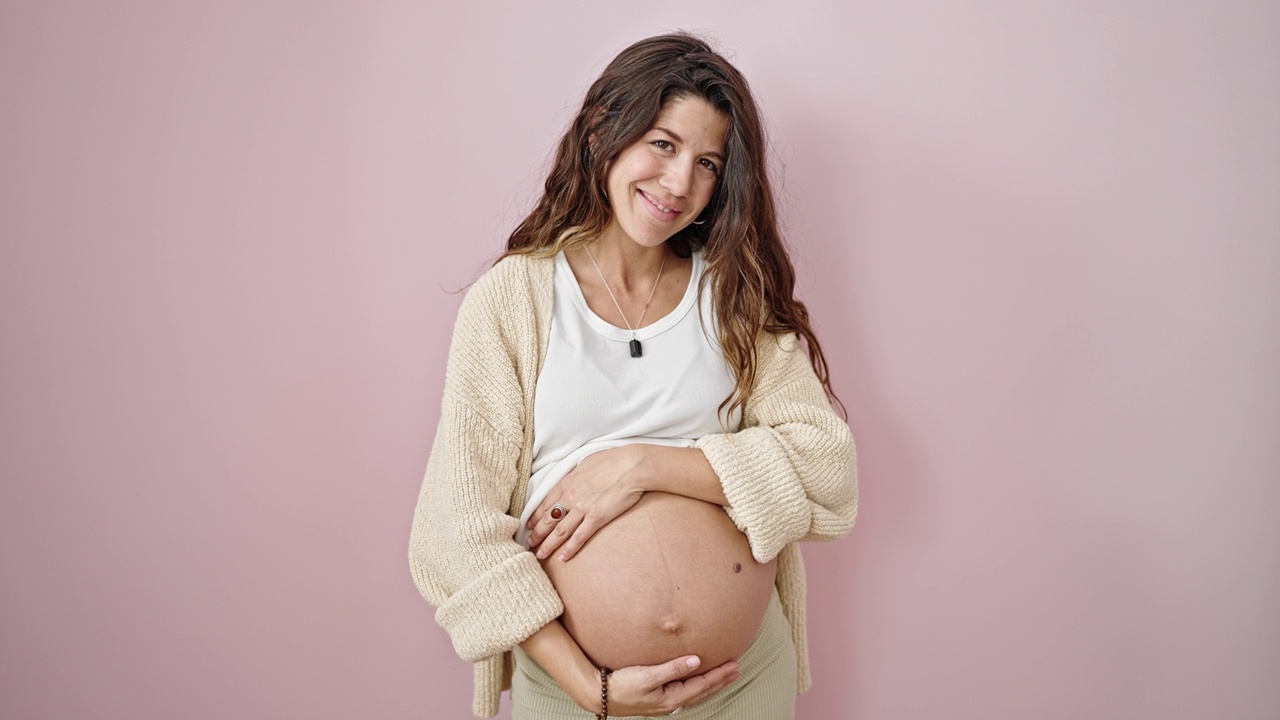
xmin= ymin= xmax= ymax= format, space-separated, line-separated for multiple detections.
xmin=515 ymin=250 xmax=741 ymax=544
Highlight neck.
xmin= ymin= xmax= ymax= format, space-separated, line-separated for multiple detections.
xmin=584 ymin=234 xmax=669 ymax=292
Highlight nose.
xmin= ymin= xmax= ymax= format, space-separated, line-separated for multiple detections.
xmin=659 ymin=159 xmax=694 ymax=197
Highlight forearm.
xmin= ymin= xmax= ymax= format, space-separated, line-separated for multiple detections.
xmin=679 ymin=335 xmax=857 ymax=560
xmin=518 ymin=618 xmax=600 ymax=712
xmin=632 ymin=445 xmax=729 ymax=505
xmin=526 ymin=444 xmax=734 ymax=563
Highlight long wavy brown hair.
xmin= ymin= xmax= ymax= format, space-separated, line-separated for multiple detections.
xmin=502 ymin=32 xmax=841 ymax=419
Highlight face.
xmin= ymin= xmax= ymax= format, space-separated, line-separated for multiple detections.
xmin=601 ymin=96 xmax=729 ymax=249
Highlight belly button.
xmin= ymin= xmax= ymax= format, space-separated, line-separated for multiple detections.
xmin=733 ymin=562 xmax=742 ymax=573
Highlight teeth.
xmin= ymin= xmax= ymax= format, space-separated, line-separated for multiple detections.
xmin=645 ymin=191 xmax=674 ymax=214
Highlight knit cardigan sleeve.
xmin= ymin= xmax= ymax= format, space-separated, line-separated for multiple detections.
xmin=408 ymin=260 xmax=562 ymax=663
xmin=695 ymin=332 xmax=858 ymax=563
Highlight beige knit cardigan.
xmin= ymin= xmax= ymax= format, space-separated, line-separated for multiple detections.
xmin=408 ymin=253 xmax=857 ymax=717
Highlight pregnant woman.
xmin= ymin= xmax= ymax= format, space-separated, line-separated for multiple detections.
xmin=409 ymin=33 xmax=857 ymax=719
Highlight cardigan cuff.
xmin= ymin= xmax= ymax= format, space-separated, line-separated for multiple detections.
xmin=436 ymin=551 xmax=563 ymax=662
xmin=696 ymin=430 xmax=811 ymax=562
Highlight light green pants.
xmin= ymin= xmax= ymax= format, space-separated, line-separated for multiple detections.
xmin=511 ymin=589 xmax=797 ymax=719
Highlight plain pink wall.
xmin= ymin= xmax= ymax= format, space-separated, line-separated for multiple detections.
xmin=2 ymin=1 xmax=1277 ymax=719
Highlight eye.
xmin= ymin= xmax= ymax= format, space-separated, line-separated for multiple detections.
xmin=699 ymin=158 xmax=720 ymax=175
xmin=651 ymin=139 xmax=674 ymax=151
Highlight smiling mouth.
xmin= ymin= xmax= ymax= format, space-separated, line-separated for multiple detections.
xmin=639 ymin=189 xmax=681 ymax=218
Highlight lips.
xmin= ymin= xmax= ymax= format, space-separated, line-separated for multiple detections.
xmin=638 ymin=189 xmax=682 ymax=221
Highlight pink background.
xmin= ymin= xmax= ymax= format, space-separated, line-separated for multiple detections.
xmin=2 ymin=2 xmax=1277 ymax=719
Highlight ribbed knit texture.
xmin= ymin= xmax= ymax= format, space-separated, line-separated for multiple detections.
xmin=409 ymin=253 xmax=857 ymax=717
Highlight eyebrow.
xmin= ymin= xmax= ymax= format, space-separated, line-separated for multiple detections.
xmin=653 ymin=126 xmax=726 ymax=162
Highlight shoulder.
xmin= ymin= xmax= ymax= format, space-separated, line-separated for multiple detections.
xmin=759 ymin=331 xmax=802 ymax=356
xmin=454 ymin=253 xmax=555 ymax=327
xmin=464 ymin=253 xmax=554 ymax=307
xmin=755 ymin=331 xmax=804 ymax=376
xmin=749 ymin=331 xmax=823 ymax=401
xmin=445 ymin=252 xmax=555 ymax=392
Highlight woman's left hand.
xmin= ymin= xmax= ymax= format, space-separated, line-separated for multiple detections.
xmin=526 ymin=445 xmax=649 ymax=562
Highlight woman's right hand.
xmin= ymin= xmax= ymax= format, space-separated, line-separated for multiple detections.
xmin=587 ymin=655 xmax=741 ymax=717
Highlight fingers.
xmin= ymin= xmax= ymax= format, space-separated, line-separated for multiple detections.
xmin=668 ymin=660 xmax=741 ymax=708
xmin=641 ymin=657 xmax=741 ymax=713
xmin=632 ymin=655 xmax=700 ymax=688
xmin=527 ymin=490 xmax=563 ymax=530
xmin=609 ymin=657 xmax=740 ymax=716
xmin=529 ymin=508 xmax=601 ymax=561
xmin=526 ymin=487 xmax=568 ymax=548
xmin=526 ymin=507 xmax=563 ymax=549
xmin=556 ymin=514 xmax=603 ymax=562
xmin=534 ymin=510 xmax=583 ymax=560
xmin=607 ymin=660 xmax=695 ymax=716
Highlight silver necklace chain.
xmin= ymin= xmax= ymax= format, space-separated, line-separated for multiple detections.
xmin=584 ymin=244 xmax=667 ymax=345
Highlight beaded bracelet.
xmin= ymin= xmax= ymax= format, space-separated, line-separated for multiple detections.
xmin=595 ymin=667 xmax=612 ymax=719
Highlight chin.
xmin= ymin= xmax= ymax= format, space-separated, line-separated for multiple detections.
xmin=605 ymin=210 xmax=692 ymax=249
xmin=628 ymin=224 xmax=689 ymax=248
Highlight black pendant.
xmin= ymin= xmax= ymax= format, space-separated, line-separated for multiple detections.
xmin=629 ymin=338 xmax=643 ymax=358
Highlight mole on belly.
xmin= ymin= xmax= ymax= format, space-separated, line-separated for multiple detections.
xmin=733 ymin=562 xmax=742 ymax=573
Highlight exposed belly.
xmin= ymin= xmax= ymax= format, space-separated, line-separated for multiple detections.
xmin=542 ymin=492 xmax=777 ymax=672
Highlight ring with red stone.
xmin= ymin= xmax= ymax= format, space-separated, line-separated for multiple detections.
xmin=550 ymin=503 xmax=568 ymax=520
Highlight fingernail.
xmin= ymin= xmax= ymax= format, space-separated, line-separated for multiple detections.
xmin=536 ymin=550 xmax=545 ymax=559
xmin=558 ymin=554 xmax=567 ymax=562
xmin=685 ymin=656 xmax=700 ymax=670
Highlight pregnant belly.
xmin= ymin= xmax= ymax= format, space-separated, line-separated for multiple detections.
xmin=541 ymin=492 xmax=778 ymax=672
